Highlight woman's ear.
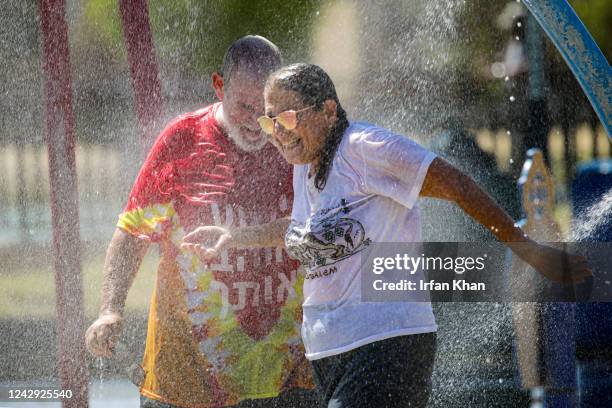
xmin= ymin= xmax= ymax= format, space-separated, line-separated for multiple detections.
xmin=324 ymin=99 xmax=338 ymax=124
xmin=211 ymin=72 xmax=224 ymax=100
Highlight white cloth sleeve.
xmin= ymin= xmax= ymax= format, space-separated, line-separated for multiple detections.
xmin=353 ymin=129 xmax=436 ymax=209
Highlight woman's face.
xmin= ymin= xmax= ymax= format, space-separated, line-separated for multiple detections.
xmin=263 ymin=82 xmax=335 ymax=166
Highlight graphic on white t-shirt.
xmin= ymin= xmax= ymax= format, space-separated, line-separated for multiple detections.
xmin=287 ymin=197 xmax=372 ymax=270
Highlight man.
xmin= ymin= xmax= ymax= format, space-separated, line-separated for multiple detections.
xmin=85 ymin=35 xmax=314 ymax=408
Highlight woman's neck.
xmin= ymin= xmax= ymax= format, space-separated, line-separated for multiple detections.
xmin=307 ymin=159 xmax=320 ymax=178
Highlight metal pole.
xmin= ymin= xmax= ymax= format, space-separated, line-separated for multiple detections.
xmin=119 ymin=0 xmax=163 ymax=151
xmin=38 ymin=1 xmax=88 ymax=406
xmin=525 ymin=13 xmax=549 ymax=164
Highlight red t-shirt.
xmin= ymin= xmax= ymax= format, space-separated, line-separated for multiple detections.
xmin=118 ymin=103 xmax=311 ymax=408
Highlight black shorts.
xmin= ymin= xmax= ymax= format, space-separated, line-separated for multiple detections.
xmin=140 ymin=387 xmax=320 ymax=408
xmin=310 ymin=333 xmax=437 ymax=408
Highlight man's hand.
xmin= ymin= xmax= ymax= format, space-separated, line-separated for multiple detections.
xmin=181 ymin=226 xmax=233 ymax=262
xmin=85 ymin=312 xmax=124 ymax=358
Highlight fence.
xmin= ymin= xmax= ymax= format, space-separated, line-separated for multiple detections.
xmin=0 ymin=123 xmax=609 ymax=247
xmin=0 ymin=143 xmax=133 ymax=246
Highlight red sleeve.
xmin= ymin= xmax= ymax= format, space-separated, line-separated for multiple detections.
xmin=124 ymin=115 xmax=198 ymax=211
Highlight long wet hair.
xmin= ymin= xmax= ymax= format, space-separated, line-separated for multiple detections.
xmin=267 ymin=63 xmax=349 ymax=191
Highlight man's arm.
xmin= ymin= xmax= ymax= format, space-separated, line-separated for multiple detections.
xmin=420 ymin=157 xmax=590 ymax=283
xmin=85 ymin=228 xmax=149 ymax=357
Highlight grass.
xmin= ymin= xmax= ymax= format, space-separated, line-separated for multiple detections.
xmin=0 ymin=247 xmax=158 ymax=319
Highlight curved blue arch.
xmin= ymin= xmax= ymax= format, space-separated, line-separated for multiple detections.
xmin=522 ymin=0 xmax=611 ymax=138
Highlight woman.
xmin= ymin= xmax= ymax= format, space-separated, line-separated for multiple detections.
xmin=182 ymin=63 xmax=590 ymax=407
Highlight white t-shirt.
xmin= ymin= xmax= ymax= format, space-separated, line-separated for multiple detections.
xmin=286 ymin=121 xmax=438 ymax=360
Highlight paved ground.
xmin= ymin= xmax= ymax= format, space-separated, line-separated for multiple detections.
xmin=0 ymin=379 xmax=140 ymax=407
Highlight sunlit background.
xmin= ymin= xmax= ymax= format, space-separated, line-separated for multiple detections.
xmin=0 ymin=0 xmax=610 ymax=406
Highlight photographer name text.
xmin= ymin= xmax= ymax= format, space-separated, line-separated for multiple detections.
xmin=373 ymin=279 xmax=486 ymax=292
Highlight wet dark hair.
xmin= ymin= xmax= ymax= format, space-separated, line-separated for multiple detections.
xmin=220 ymin=35 xmax=282 ymax=85
xmin=268 ymin=63 xmax=349 ymax=191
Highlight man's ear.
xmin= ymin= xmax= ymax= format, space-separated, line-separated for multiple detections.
xmin=324 ymin=99 xmax=338 ymax=124
xmin=212 ymin=72 xmax=224 ymax=100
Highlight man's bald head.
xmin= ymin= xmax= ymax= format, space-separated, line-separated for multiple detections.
xmin=212 ymin=36 xmax=282 ymax=152
xmin=220 ymin=35 xmax=283 ymax=86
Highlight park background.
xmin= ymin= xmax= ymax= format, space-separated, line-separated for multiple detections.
xmin=0 ymin=0 xmax=610 ymax=406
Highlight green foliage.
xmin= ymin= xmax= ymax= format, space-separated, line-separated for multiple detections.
xmin=148 ymin=0 xmax=321 ymax=75
xmin=82 ymin=0 xmax=125 ymax=60
xmin=0 ymin=249 xmax=158 ymax=318
xmin=79 ymin=0 xmax=318 ymax=67
xmin=569 ymin=0 xmax=612 ymax=60
xmin=69 ymin=0 xmax=321 ymax=144
xmin=444 ymin=0 xmax=511 ymax=117
xmin=0 ymin=1 xmax=43 ymax=144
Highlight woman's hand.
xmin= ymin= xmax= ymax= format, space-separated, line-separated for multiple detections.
xmin=421 ymin=158 xmax=592 ymax=285
xmin=512 ymin=242 xmax=592 ymax=284
xmin=182 ymin=226 xmax=233 ymax=262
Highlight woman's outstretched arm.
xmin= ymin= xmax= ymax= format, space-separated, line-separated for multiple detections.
xmin=420 ymin=157 xmax=590 ymax=284
xmin=181 ymin=217 xmax=290 ymax=261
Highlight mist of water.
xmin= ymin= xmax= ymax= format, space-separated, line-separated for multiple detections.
xmin=571 ymin=187 xmax=612 ymax=242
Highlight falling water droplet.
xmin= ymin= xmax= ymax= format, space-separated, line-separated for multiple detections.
xmin=509 ymin=96 xmax=516 ymax=102
xmin=517 ymin=22 xmax=522 ymax=27
xmin=506 ymin=130 xmax=511 ymax=135
xmin=509 ymin=158 xmax=514 ymax=164
xmin=515 ymin=36 xmax=520 ymax=41
xmin=98 ymin=356 xmax=104 ymax=392
xmin=505 ymin=76 xmax=510 ymax=82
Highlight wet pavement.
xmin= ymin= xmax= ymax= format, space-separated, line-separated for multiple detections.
xmin=0 ymin=379 xmax=140 ymax=407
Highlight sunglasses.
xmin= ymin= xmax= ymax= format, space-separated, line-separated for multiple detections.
xmin=257 ymin=105 xmax=315 ymax=135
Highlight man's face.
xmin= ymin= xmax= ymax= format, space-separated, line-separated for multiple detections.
xmin=221 ymin=69 xmax=268 ymax=152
